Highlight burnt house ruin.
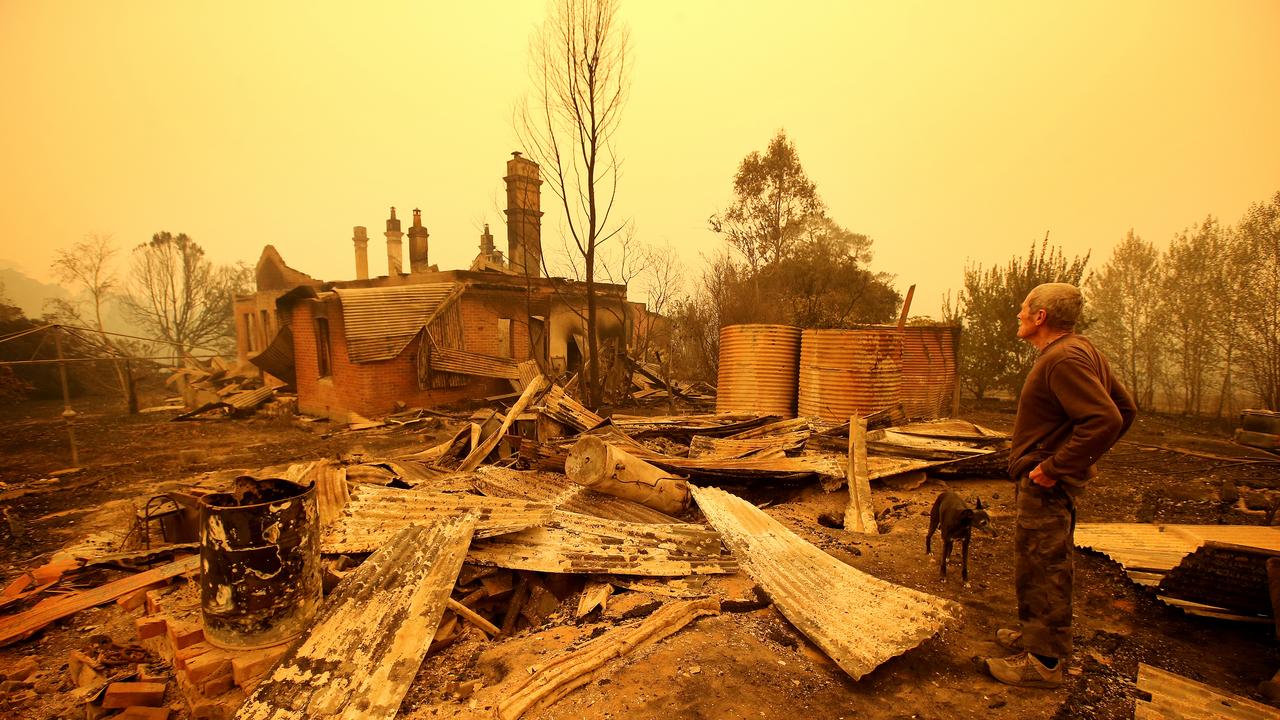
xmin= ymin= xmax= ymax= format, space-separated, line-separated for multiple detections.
xmin=234 ymin=153 xmax=637 ymax=420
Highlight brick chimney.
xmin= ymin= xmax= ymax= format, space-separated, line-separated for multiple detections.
xmin=407 ymin=208 xmax=430 ymax=273
xmin=385 ymin=207 xmax=403 ymax=276
xmin=352 ymin=226 xmax=369 ymax=280
xmin=503 ymin=152 xmax=543 ymax=277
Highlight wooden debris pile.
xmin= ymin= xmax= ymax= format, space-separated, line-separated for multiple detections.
xmin=0 ymin=376 xmax=1009 ymax=720
xmin=166 ymin=355 xmax=289 ymax=421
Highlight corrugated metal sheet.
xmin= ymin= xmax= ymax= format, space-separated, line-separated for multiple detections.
xmin=429 ymin=346 xmax=520 ymax=379
xmin=691 ymin=486 xmax=959 ymax=680
xmin=236 ymin=519 xmax=474 ymax=720
xmin=798 ymin=329 xmax=902 ymax=422
xmin=471 ymin=465 xmax=681 ymax=524
xmin=541 ymin=384 xmax=606 ymax=431
xmin=1075 ymin=523 xmax=1280 ymax=581
xmin=320 ymin=484 xmax=553 ymax=553
xmin=335 ymin=283 xmax=457 ymax=363
xmin=249 ymin=325 xmax=296 ymax=386
xmin=227 ymin=386 xmax=277 ymax=412
xmin=900 ymin=326 xmax=958 ymax=420
xmin=1134 ymin=663 xmax=1279 ymax=720
xmin=421 ymin=296 xmax=469 ymax=389
xmin=466 ymin=509 xmax=738 ymax=576
xmin=717 ymin=324 xmax=801 ymax=417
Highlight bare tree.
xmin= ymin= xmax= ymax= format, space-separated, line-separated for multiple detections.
xmin=120 ymin=232 xmax=249 ymax=358
xmin=516 ymin=0 xmax=630 ymax=407
xmin=48 ymin=234 xmax=140 ymax=412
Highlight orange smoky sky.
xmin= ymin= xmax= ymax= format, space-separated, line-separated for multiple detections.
xmin=1 ymin=1 xmax=1277 ymax=317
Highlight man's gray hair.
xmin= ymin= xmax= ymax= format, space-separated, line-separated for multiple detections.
xmin=1027 ymin=283 xmax=1083 ymax=331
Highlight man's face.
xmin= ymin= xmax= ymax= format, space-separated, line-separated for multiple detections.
xmin=1016 ymin=294 xmax=1042 ymax=340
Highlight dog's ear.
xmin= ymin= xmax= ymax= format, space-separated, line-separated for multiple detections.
xmin=975 ymin=497 xmax=984 ymax=510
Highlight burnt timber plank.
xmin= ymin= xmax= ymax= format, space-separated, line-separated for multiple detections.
xmin=320 ymin=484 xmax=553 ymax=553
xmin=234 ymin=517 xmax=476 ymax=720
xmin=692 ymin=485 xmax=958 ymax=680
xmin=497 ymin=598 xmax=720 ymax=719
xmin=0 ymin=555 xmax=198 ymax=647
xmin=466 ymin=510 xmax=737 ymax=576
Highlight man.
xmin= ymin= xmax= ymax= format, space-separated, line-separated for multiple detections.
xmin=985 ymin=282 xmax=1136 ymax=689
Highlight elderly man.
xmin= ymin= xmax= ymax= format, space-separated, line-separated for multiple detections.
xmin=985 ymin=282 xmax=1136 ymax=688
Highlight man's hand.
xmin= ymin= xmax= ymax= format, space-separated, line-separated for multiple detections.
xmin=1030 ymin=464 xmax=1057 ymax=488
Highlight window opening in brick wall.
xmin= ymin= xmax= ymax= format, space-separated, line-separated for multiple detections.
xmin=316 ymin=318 xmax=332 ymax=378
xmin=498 ymin=318 xmax=513 ymax=358
xmin=260 ymin=309 xmax=271 ymax=349
xmin=243 ymin=313 xmax=256 ymax=352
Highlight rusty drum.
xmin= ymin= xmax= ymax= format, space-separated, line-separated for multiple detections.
xmin=798 ymin=329 xmax=902 ymax=421
xmin=717 ymin=324 xmax=801 ymax=417
xmin=199 ymin=479 xmax=322 ymax=650
xmin=900 ymin=326 xmax=960 ymax=420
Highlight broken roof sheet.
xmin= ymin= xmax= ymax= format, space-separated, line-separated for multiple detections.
xmin=691 ymin=485 xmax=959 ymax=681
xmin=1074 ymin=523 xmax=1280 ymax=582
xmin=237 ymin=518 xmax=474 ymax=720
xmin=334 ymin=283 xmax=457 ymax=362
xmin=320 ymin=484 xmax=554 ymax=553
xmin=466 ymin=510 xmax=737 ymax=576
xmin=471 ymin=466 xmax=681 ymax=525
xmin=1134 ymin=663 xmax=1279 ymax=720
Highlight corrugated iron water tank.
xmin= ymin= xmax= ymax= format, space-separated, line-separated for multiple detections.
xmin=900 ymin=326 xmax=959 ymax=420
xmin=717 ymin=324 xmax=801 ymax=417
xmin=798 ymin=329 xmax=902 ymax=421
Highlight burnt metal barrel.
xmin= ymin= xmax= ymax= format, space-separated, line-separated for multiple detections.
xmin=717 ymin=324 xmax=801 ymax=417
xmin=798 ymin=328 xmax=902 ymax=422
xmin=199 ymin=479 xmax=322 ymax=650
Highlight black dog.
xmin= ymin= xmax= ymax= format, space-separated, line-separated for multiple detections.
xmin=925 ymin=491 xmax=996 ymax=582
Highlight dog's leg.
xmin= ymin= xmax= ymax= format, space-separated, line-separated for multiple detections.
xmin=940 ymin=537 xmax=952 ymax=579
xmin=961 ymin=535 xmax=970 ymax=583
xmin=926 ymin=512 xmax=939 ymax=554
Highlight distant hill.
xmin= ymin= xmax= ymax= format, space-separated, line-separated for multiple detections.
xmin=0 ymin=264 xmax=148 ymax=339
xmin=0 ymin=265 xmax=70 ymax=319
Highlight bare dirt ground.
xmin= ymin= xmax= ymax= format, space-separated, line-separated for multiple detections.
xmin=1 ymin=394 xmax=1278 ymax=720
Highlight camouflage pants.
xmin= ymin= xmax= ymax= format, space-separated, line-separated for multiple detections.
xmin=1015 ymin=477 xmax=1077 ymax=660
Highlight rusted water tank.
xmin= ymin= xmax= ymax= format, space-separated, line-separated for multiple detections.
xmin=717 ymin=324 xmax=801 ymax=417
xmin=199 ymin=479 xmax=322 ymax=650
xmin=900 ymin=326 xmax=960 ymax=419
xmin=798 ymin=329 xmax=902 ymax=421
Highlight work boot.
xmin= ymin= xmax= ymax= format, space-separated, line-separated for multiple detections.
xmin=985 ymin=651 xmax=1063 ymax=689
xmin=995 ymin=628 xmax=1024 ymax=652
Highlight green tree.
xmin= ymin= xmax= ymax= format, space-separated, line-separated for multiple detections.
xmin=950 ymin=236 xmax=1090 ymax=399
xmin=760 ymin=218 xmax=898 ymax=328
xmin=709 ymin=130 xmax=824 ymax=273
xmin=1160 ymin=218 xmax=1221 ymax=414
xmin=1085 ymin=230 xmax=1162 ymax=409
xmin=516 ymin=0 xmax=630 ymax=408
xmin=1235 ymin=191 xmax=1280 ymax=410
xmin=121 ymin=233 xmax=250 ymax=357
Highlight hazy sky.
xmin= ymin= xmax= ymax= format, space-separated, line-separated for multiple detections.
xmin=2 ymin=1 xmax=1278 ymax=317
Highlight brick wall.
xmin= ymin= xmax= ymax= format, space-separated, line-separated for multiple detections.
xmin=291 ymin=294 xmax=515 ymax=420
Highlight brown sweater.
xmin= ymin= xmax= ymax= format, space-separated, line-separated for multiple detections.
xmin=1009 ymin=334 xmax=1137 ymax=489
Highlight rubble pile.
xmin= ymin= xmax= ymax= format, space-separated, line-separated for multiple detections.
xmin=39 ymin=377 xmax=1280 ymax=719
